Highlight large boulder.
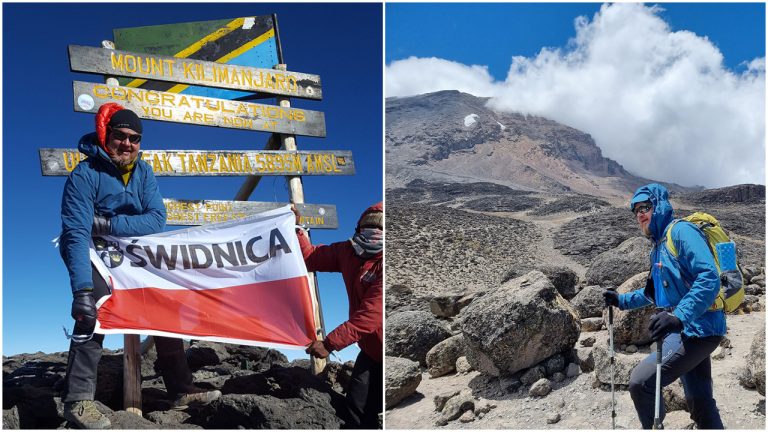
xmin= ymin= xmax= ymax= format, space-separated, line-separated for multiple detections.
xmin=385 ymin=357 xmax=422 ymax=409
xmin=386 ymin=311 xmax=451 ymax=365
xmin=460 ymin=271 xmax=580 ymax=376
xmin=570 ymin=285 xmax=605 ymax=318
xmin=586 ymin=237 xmax=652 ymax=287
xmin=604 ymin=272 xmax=655 ymax=346
xmin=426 ymin=335 xmax=466 ymax=378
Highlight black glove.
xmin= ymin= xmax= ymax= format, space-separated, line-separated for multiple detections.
xmin=648 ymin=311 xmax=682 ymax=340
xmin=92 ymin=215 xmax=111 ymax=236
xmin=603 ymin=289 xmax=619 ymax=308
xmin=71 ymin=289 xmax=97 ymax=330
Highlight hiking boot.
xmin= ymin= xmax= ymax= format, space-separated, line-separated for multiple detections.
xmin=172 ymin=389 xmax=222 ymax=410
xmin=63 ymin=400 xmax=111 ymax=429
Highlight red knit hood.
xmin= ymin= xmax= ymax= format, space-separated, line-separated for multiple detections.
xmin=95 ymin=102 xmax=126 ymax=152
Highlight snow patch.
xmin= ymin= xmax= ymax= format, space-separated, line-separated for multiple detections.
xmin=464 ymin=114 xmax=479 ymax=127
xmin=497 ymin=121 xmax=506 ymax=131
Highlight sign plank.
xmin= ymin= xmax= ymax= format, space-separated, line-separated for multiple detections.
xmin=72 ymin=81 xmax=326 ymax=137
xmin=69 ymin=45 xmax=322 ymax=100
xmin=40 ymin=148 xmax=355 ymax=177
xmin=163 ymin=199 xmax=338 ymax=229
xmin=113 ymin=16 xmax=280 ymax=101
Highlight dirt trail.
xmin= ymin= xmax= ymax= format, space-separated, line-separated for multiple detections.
xmin=385 ymin=311 xmax=766 ymax=430
xmin=465 ymin=208 xmax=588 ymax=277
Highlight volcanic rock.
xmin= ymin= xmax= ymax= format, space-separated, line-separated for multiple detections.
xmin=586 ymin=237 xmax=652 ymax=287
xmin=439 ymin=390 xmax=475 ymax=424
xmin=461 ymin=271 xmax=580 ymax=376
xmin=385 ymin=357 xmax=422 ymax=409
xmin=426 ymin=335 xmax=466 ymax=378
xmin=529 ymin=378 xmax=552 ymax=397
xmin=581 ymin=317 xmax=604 ymax=332
xmin=386 ymin=310 xmax=452 ymax=365
xmin=604 ymin=272 xmax=655 ymax=346
xmin=570 ymin=285 xmax=605 ymax=319
xmin=194 ymin=394 xmax=342 ymax=429
xmin=593 ymin=338 xmax=643 ymax=386
xmin=742 ymin=330 xmax=766 ymax=395
xmin=430 ymin=293 xmax=478 ymax=318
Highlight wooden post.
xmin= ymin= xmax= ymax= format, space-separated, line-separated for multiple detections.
xmin=275 ymin=64 xmax=327 ymax=375
xmin=102 ymin=39 xmax=143 ymax=416
xmin=123 ymin=334 xmax=143 ymax=415
xmin=233 ymin=135 xmax=279 ymax=200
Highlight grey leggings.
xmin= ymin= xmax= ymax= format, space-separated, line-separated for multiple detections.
xmin=628 ymin=332 xmax=723 ymax=429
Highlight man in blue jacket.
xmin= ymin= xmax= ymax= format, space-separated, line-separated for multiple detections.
xmin=60 ymin=104 xmax=220 ymax=429
xmin=603 ymin=183 xmax=725 ymax=429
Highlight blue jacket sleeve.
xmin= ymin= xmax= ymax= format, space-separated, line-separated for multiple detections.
xmin=60 ymin=165 xmax=97 ymax=293
xmin=619 ymin=289 xmax=652 ymax=310
xmin=670 ymin=223 xmax=720 ymax=324
xmin=110 ymin=164 xmax=166 ymax=236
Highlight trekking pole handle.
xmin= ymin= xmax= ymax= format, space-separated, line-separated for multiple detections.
xmin=607 ymin=285 xmax=617 ymax=323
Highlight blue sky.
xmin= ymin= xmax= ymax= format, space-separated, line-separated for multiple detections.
xmin=387 ymin=3 xmax=765 ymax=80
xmin=386 ymin=3 xmax=765 ymax=188
xmin=3 ymin=3 xmax=382 ymax=362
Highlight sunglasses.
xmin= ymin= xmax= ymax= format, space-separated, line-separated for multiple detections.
xmin=110 ymin=128 xmax=142 ymax=144
xmin=632 ymin=203 xmax=653 ymax=216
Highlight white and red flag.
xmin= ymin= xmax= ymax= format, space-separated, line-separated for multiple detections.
xmin=89 ymin=206 xmax=317 ymax=350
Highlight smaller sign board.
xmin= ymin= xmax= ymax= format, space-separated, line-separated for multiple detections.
xmin=72 ymin=81 xmax=326 ymax=137
xmin=164 ymin=199 xmax=337 ymax=229
xmin=69 ymin=45 xmax=322 ymax=100
xmin=40 ymin=148 xmax=354 ymax=177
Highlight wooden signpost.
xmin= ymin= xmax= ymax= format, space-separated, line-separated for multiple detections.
xmin=40 ymin=148 xmax=354 ymax=177
xmin=72 ymin=81 xmax=327 ymax=137
xmin=52 ymin=14 xmax=342 ymax=416
xmin=69 ymin=45 xmax=323 ymax=100
xmin=163 ymin=199 xmax=338 ymax=229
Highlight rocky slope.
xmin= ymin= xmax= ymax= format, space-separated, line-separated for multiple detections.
xmin=3 ymin=342 xmax=357 ymax=429
xmin=386 ymin=91 xmax=698 ymax=198
xmin=385 ymin=181 xmax=766 ymax=429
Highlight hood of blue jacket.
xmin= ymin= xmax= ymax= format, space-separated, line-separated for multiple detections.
xmin=78 ymin=132 xmax=112 ymax=162
xmin=630 ymin=183 xmax=673 ymax=242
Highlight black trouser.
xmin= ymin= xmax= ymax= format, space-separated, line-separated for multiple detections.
xmin=628 ymin=332 xmax=724 ymax=429
xmin=344 ymin=350 xmax=383 ymax=429
xmin=62 ymin=266 xmax=196 ymax=402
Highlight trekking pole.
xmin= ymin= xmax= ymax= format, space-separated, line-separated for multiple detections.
xmin=653 ymin=309 xmax=664 ymax=430
xmin=607 ymin=287 xmax=616 ymax=430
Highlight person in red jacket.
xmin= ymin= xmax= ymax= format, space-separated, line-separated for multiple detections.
xmin=293 ymin=203 xmax=383 ymax=429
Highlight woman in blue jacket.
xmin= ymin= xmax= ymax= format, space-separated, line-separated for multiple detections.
xmin=604 ymin=183 xmax=725 ymax=429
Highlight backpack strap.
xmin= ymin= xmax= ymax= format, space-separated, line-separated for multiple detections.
xmin=664 ymin=219 xmax=682 ymax=258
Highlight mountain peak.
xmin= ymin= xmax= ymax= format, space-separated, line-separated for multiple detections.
xmin=386 ymin=91 xmax=694 ymax=198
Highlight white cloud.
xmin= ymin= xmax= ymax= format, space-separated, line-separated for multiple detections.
xmin=385 ymin=3 xmax=765 ymax=188
xmin=386 ymin=56 xmax=497 ymax=98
